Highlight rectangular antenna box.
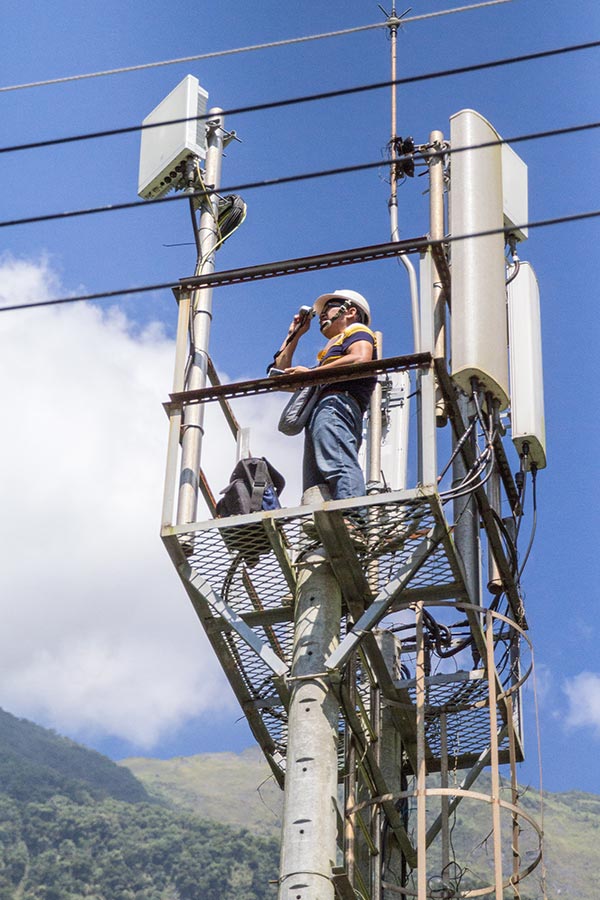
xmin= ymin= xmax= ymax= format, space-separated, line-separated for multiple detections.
xmin=502 ymin=142 xmax=528 ymax=241
xmin=507 ymin=261 xmax=546 ymax=469
xmin=138 ymin=75 xmax=209 ymax=200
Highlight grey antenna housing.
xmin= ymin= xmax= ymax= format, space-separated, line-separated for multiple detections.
xmin=138 ymin=75 xmax=209 ymax=200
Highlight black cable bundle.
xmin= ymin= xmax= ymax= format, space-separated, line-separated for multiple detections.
xmin=217 ymin=194 xmax=247 ymax=240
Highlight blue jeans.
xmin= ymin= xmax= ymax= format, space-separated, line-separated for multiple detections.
xmin=303 ymin=393 xmax=366 ymax=500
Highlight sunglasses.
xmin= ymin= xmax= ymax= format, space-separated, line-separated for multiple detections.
xmin=322 ymin=300 xmax=343 ymax=314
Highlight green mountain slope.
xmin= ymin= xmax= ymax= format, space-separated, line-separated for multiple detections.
xmin=0 ymin=709 xmax=279 ymax=899
xmin=0 ymin=707 xmax=149 ymax=804
xmin=121 ymin=747 xmax=282 ymax=838
xmin=123 ymin=750 xmax=600 ymax=900
xmin=0 ymin=793 xmax=278 ymax=900
xmin=521 ymin=788 xmax=600 ymax=898
xmin=2 ymin=706 xmax=598 ymax=900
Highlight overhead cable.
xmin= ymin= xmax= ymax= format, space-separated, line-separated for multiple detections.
xmin=2 ymin=119 xmax=599 ymax=232
xmin=0 ymin=1 xmax=513 ymax=94
xmin=517 ymin=467 xmax=538 ymax=579
xmin=1 ymin=208 xmax=599 ymax=314
xmin=1 ymin=39 xmax=598 ymax=156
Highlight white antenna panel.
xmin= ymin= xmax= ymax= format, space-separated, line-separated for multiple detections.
xmin=450 ymin=109 xmax=509 ymax=408
xmin=380 ymin=371 xmax=410 ymax=490
xmin=360 ymin=372 xmax=410 ymax=491
xmin=138 ymin=75 xmax=209 ymax=200
xmin=502 ymin=142 xmax=528 ymax=241
xmin=507 ymin=261 xmax=546 ymax=469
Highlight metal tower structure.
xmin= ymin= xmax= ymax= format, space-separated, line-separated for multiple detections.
xmin=147 ymin=44 xmax=546 ymax=900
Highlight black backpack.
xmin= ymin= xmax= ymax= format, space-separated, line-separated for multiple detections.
xmin=216 ymin=457 xmax=285 ymax=517
xmin=216 ymin=458 xmax=285 ymax=566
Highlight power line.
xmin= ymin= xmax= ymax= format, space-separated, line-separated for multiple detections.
xmin=0 ymin=1 xmax=513 ymax=94
xmin=1 ymin=39 xmax=598 ymax=157
xmin=2 ymin=118 xmax=599 ymax=232
xmin=1 ymin=208 xmax=598 ymax=314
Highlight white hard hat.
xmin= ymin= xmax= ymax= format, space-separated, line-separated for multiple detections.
xmin=313 ymin=289 xmax=371 ymax=326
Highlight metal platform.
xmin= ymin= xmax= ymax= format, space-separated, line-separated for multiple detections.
xmin=162 ymin=486 xmax=526 ymax=785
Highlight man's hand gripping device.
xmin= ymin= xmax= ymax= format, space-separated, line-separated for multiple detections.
xmin=267 ymin=305 xmax=315 ymax=375
xmin=297 ymin=305 xmax=315 ymax=324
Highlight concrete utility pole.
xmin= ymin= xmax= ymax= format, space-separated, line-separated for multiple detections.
xmin=278 ymin=551 xmax=342 ymax=900
xmin=176 ymin=110 xmax=225 ymax=526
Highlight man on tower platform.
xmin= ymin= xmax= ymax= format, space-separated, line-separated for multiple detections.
xmin=274 ymin=289 xmax=377 ymax=502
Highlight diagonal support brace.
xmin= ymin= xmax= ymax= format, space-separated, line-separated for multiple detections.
xmin=325 ymin=524 xmax=445 ymax=672
xmin=184 ymin=566 xmax=290 ymax=677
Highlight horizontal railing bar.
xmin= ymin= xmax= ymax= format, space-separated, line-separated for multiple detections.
xmin=178 ymin=235 xmax=430 ymax=292
xmin=166 ymin=352 xmax=432 ymax=408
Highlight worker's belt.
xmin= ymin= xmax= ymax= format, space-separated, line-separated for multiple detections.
xmin=318 ymin=388 xmax=365 ymax=413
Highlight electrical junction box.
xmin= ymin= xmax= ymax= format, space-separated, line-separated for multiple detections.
xmin=138 ymin=75 xmax=209 ymax=200
xmin=507 ymin=261 xmax=546 ymax=469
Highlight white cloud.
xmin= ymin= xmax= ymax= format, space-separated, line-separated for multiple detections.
xmin=527 ymin=661 xmax=552 ymax=706
xmin=0 ymin=253 xmax=302 ymax=748
xmin=563 ymin=672 xmax=600 ymax=738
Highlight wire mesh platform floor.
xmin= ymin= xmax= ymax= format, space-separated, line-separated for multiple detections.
xmin=162 ymin=485 xmax=524 ymax=784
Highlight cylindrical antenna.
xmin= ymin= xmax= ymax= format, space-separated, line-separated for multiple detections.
xmin=384 ymin=4 xmax=421 ymax=353
xmin=389 ymin=3 xmax=399 ymax=207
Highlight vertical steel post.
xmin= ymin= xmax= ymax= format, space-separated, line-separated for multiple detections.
xmin=429 ymin=130 xmax=445 ymax=363
xmin=416 ymin=131 xmax=445 ymax=486
xmin=486 ymin=610 xmax=504 ymax=899
xmin=162 ymin=291 xmax=191 ymax=528
xmin=376 ymin=631 xmax=406 ymax=887
xmin=344 ymin=653 xmax=357 ymax=888
xmin=429 ymin=129 xmax=448 ymax=427
xmin=176 ymin=110 xmax=225 ymax=526
xmin=439 ymin=712 xmax=450 ymax=874
xmin=368 ymin=331 xmax=384 ymax=489
xmin=418 ymin=252 xmax=437 ymax=486
xmin=367 ymin=332 xmax=383 ymax=594
xmin=389 ymin=4 xmax=399 ymax=217
xmin=506 ymin=694 xmax=521 ymax=897
xmin=236 ymin=426 xmax=251 ymax=462
xmin=278 ymin=553 xmax=342 ymax=900
xmin=370 ymin=684 xmax=382 ymax=899
xmin=415 ymin=602 xmax=428 ymax=900
xmin=387 ymin=4 xmax=421 ymax=354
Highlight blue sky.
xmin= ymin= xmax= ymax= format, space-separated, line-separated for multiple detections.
xmin=1 ymin=0 xmax=599 ymax=797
